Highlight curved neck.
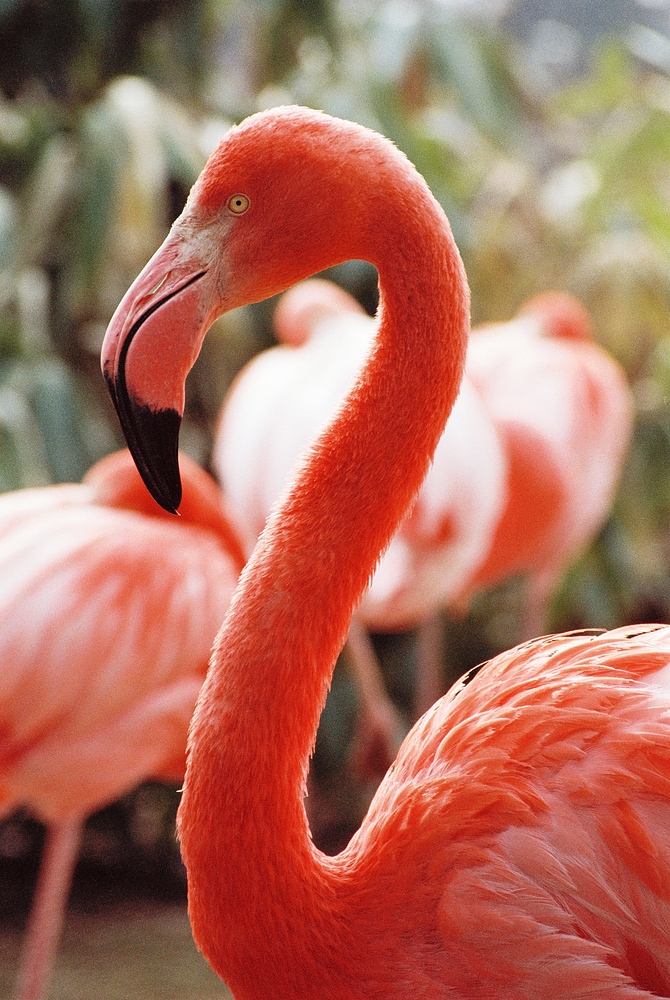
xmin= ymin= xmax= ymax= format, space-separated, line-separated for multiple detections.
xmin=178 ymin=177 xmax=469 ymax=996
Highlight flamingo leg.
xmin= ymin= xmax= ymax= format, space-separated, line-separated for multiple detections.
xmin=521 ymin=574 xmax=554 ymax=642
xmin=414 ymin=611 xmax=446 ymax=718
xmin=13 ymin=817 xmax=83 ymax=1000
xmin=345 ymin=615 xmax=405 ymax=778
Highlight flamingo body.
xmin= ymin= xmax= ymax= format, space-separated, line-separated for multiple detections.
xmin=101 ymin=107 xmax=670 ymax=999
xmin=466 ymin=293 xmax=633 ymax=602
xmin=0 ymin=449 xmax=243 ymax=822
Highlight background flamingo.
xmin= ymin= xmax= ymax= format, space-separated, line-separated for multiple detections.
xmin=102 ymin=105 xmax=670 ymax=998
xmin=0 ymin=448 xmax=244 ymax=1000
xmin=464 ymin=290 xmax=634 ymax=638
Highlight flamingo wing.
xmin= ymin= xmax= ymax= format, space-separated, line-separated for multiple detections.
xmin=467 ymin=315 xmax=633 ymax=591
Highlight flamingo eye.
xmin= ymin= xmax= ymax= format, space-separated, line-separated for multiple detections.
xmin=227 ymin=194 xmax=250 ymax=215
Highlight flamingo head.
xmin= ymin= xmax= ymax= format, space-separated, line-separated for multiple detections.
xmin=101 ymin=106 xmax=391 ymax=512
xmin=518 ymin=291 xmax=592 ymax=342
xmin=273 ymin=278 xmax=365 ymax=346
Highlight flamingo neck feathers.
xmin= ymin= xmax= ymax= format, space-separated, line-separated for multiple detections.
xmin=178 ymin=120 xmax=469 ymax=995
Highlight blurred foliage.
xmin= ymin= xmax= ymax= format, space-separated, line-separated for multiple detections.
xmin=4 ymin=0 xmax=670 ymax=879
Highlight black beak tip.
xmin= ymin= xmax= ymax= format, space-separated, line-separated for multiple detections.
xmin=104 ymin=368 xmax=183 ymax=514
xmin=126 ymin=402 xmax=183 ymax=514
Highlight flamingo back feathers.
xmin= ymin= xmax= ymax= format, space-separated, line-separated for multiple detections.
xmin=273 ymin=277 xmax=365 ymax=347
xmin=349 ymin=625 xmax=670 ymax=996
xmin=85 ymin=448 xmax=246 ymax=571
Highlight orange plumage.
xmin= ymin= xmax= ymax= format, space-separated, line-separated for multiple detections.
xmin=102 ymin=106 xmax=670 ymax=998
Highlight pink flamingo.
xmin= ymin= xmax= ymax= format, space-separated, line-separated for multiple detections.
xmin=102 ymin=106 xmax=670 ymax=998
xmin=465 ymin=291 xmax=633 ymax=637
xmin=1 ymin=449 xmax=244 ymax=1000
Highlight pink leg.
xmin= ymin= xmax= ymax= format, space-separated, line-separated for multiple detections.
xmin=414 ymin=611 xmax=445 ymax=718
xmin=13 ymin=817 xmax=83 ymax=1000
xmin=345 ymin=615 xmax=405 ymax=778
xmin=521 ymin=574 xmax=553 ymax=642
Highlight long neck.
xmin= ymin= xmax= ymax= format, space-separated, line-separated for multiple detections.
xmin=178 ymin=180 xmax=469 ymax=995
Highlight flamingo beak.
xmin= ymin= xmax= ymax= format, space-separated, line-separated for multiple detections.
xmin=101 ymin=236 xmax=215 ymax=513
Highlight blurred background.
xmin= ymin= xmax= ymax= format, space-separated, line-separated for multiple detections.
xmin=3 ymin=0 xmax=670 ymax=995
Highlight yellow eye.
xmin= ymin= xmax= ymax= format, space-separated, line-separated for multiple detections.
xmin=227 ymin=194 xmax=250 ymax=215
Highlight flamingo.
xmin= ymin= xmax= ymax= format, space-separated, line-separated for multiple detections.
xmin=1 ymin=448 xmax=244 ymax=1000
xmin=465 ymin=291 xmax=634 ymax=638
xmin=102 ymin=106 xmax=670 ymax=998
